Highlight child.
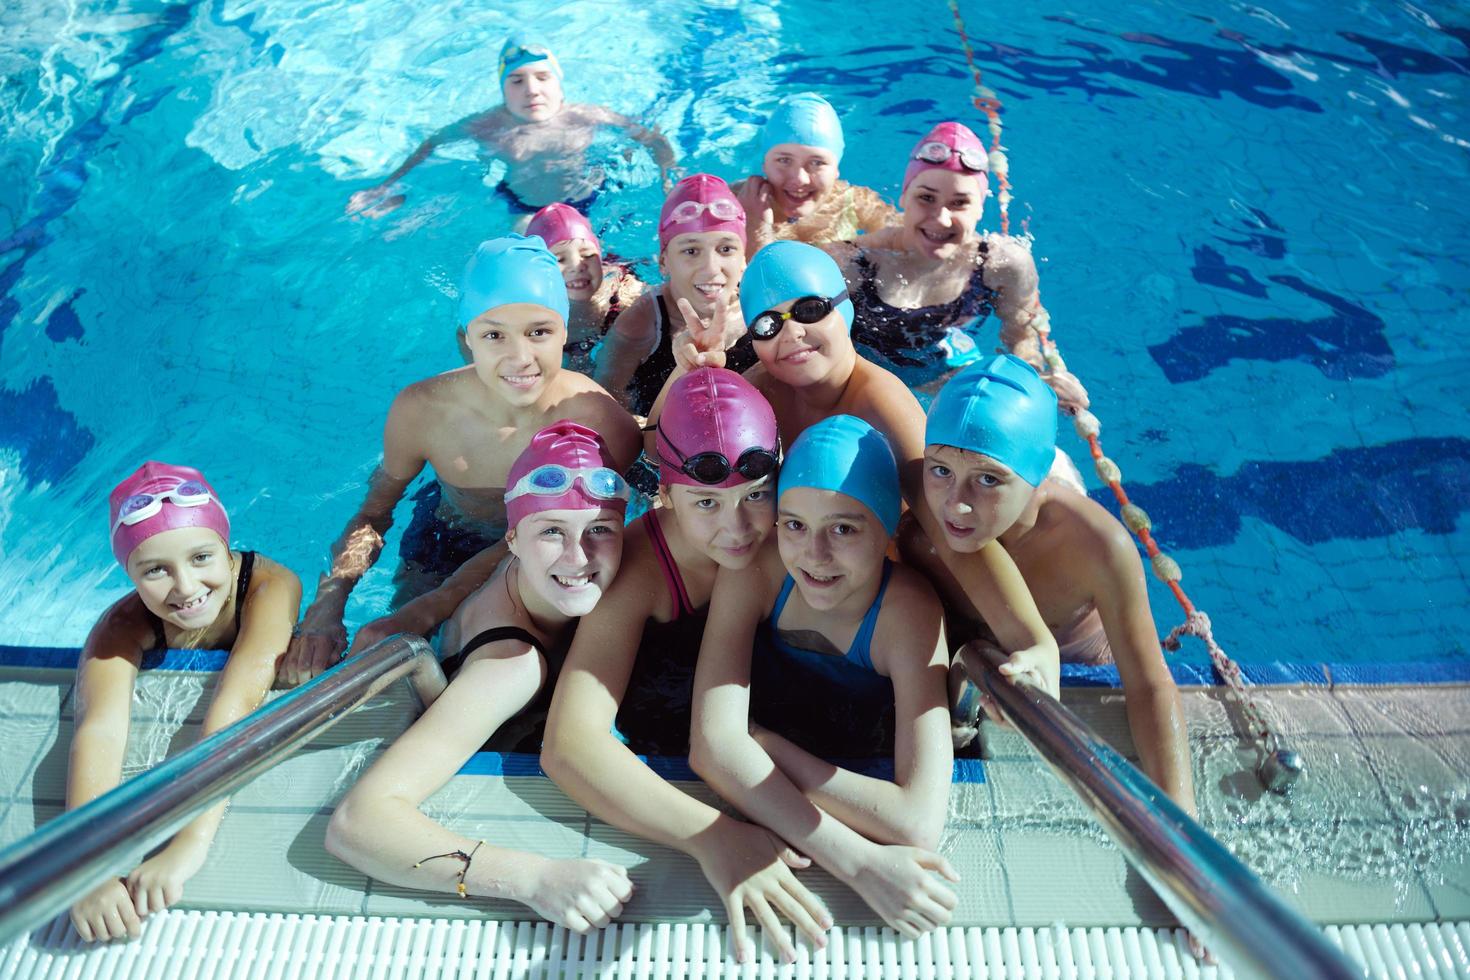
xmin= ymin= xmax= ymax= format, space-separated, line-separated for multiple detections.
xmin=283 ymin=235 xmax=639 ymax=686
xmin=904 ymin=355 xmax=1196 ymax=811
xmin=347 ymin=35 xmax=676 ymax=217
xmin=594 ymin=175 xmax=755 ymax=415
xmin=732 ymin=93 xmax=895 ymax=251
xmin=326 ymin=422 xmax=637 ymax=931
xmin=68 ymin=463 xmax=301 ymax=941
xmin=691 ymin=414 xmax=958 ymax=938
xmin=532 ymin=203 xmax=645 ymax=374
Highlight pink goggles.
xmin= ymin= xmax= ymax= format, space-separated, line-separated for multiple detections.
xmin=110 ymin=481 xmax=228 ymax=542
xmin=660 ymin=197 xmax=744 ymax=230
xmin=912 ymin=140 xmax=988 ymax=174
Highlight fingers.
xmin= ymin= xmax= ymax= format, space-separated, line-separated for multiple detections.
xmin=560 ymin=908 xmax=593 ymax=935
xmin=915 ymin=850 xmax=962 ymax=884
xmin=723 ymin=897 xmax=752 ymax=964
xmin=70 ymin=909 xmax=95 ymax=943
xmin=777 ymin=846 xmax=811 ymax=869
xmin=772 ymin=883 xmax=830 ymax=952
xmin=576 ymin=895 xmax=614 ymax=931
xmin=747 ymin=895 xmax=795 ymax=963
xmin=674 ymin=297 xmax=706 ymax=338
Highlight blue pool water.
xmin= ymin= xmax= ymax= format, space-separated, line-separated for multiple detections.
xmin=0 ymin=0 xmax=1466 ymax=668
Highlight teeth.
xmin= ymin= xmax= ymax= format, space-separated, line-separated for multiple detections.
xmin=554 ymin=574 xmax=590 ymax=587
xmin=806 ymin=572 xmax=838 ymax=583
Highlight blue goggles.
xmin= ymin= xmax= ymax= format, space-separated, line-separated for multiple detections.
xmin=504 ymin=465 xmax=630 ymax=504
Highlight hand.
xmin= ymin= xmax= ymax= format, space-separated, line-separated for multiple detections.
xmin=695 ymin=820 xmax=831 ymax=964
xmin=521 ymin=857 xmax=634 ymax=934
xmin=735 ymin=177 xmax=776 ymax=231
xmin=1046 ymin=369 xmax=1089 ymax=414
xmin=70 ymin=878 xmax=142 ymax=942
xmin=346 ymin=184 xmax=405 ymax=217
xmin=844 ymin=844 xmax=960 ymax=939
xmin=348 ymin=613 xmax=416 ymax=656
xmin=997 ymin=642 xmax=1060 ymax=702
xmin=671 ymin=294 xmax=733 ymax=372
xmin=126 ymin=837 xmax=208 ymax=918
xmin=279 ymin=616 xmax=347 ymax=687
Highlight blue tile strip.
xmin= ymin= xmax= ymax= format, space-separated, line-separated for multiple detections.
xmin=456 ymin=751 xmax=987 ymax=784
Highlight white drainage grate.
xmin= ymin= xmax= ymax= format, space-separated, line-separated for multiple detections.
xmin=3 ymin=912 xmax=1466 ymax=978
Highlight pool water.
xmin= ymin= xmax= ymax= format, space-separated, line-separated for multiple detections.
xmin=0 ymin=0 xmax=1466 ymax=670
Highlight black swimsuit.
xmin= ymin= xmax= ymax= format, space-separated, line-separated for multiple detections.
xmin=146 ymin=551 xmax=256 ymax=652
xmin=849 ymin=244 xmax=996 ymax=386
xmin=441 ymin=624 xmax=561 ymax=753
xmin=625 ymin=292 xmax=758 ymax=416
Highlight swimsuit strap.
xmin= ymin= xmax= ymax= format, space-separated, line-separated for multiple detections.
xmin=645 ymin=509 xmax=696 ymax=619
xmin=440 ymin=624 xmax=547 ymax=679
xmin=846 ymin=559 xmax=894 ymax=672
xmin=149 ymin=612 xmax=167 ymax=654
xmin=233 ymin=551 xmax=256 ymax=634
xmin=770 ymin=574 xmax=798 ymax=625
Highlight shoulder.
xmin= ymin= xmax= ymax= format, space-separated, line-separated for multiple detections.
xmin=1042 ymin=487 xmax=1141 ymax=575
xmin=81 ymin=592 xmax=156 ymax=667
xmin=980 ymin=234 xmax=1038 ymax=287
xmin=609 ymin=292 xmax=657 ymax=337
xmin=242 ymin=552 xmax=302 ymax=597
xmin=850 ymin=360 xmax=925 ymax=441
xmin=881 ymin=563 xmax=944 ymax=625
xmin=395 ymin=368 xmax=472 ymax=412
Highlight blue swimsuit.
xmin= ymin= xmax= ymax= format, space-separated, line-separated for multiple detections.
xmin=752 ymin=560 xmax=897 ymax=757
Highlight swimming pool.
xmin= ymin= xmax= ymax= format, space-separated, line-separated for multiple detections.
xmin=0 ymin=0 xmax=1466 ymax=679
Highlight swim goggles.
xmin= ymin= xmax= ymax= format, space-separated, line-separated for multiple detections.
xmin=657 ymin=428 xmax=779 ymax=485
xmin=110 ymin=481 xmax=226 ymax=538
xmin=749 ymin=291 xmax=849 ymax=341
xmin=504 ymin=465 xmax=631 ymax=504
xmin=912 ymin=140 xmax=988 ymax=174
xmin=660 ymin=197 xmax=744 ymax=229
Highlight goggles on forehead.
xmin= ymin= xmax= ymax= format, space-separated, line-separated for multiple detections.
xmin=660 ymin=197 xmax=744 ymax=229
xmin=749 ymin=290 xmax=848 ymax=341
xmin=110 ymin=481 xmax=225 ymax=539
xmin=658 ymin=428 xmax=779 ymax=486
xmin=504 ymin=465 xmax=631 ymax=505
xmin=912 ymin=140 xmax=988 ymax=174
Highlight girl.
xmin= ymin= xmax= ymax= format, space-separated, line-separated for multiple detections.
xmin=594 ymin=175 xmax=755 ymax=415
xmin=326 ymin=422 xmax=638 ymax=932
xmin=69 ymin=462 xmax=301 ymax=941
xmin=826 ymin=121 xmax=1089 ymax=408
xmin=731 ymin=92 xmax=895 ymax=252
xmin=457 ymin=204 xmax=646 ymax=375
xmin=691 ymin=414 xmax=958 ymax=938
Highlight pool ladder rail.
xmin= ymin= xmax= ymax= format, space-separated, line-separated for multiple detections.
xmin=0 ymin=635 xmax=1362 ymax=977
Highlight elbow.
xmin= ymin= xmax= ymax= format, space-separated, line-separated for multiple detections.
xmin=687 ymin=736 xmax=717 ymax=782
xmin=892 ymin=805 xmax=945 ymax=852
xmin=324 ymin=793 xmax=365 ymax=864
xmin=539 ymin=733 xmax=570 ymax=785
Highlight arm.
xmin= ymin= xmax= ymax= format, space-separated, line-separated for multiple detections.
xmin=66 ymin=607 xmax=148 ymax=940
xmin=540 ymin=561 xmax=830 ymax=962
xmin=689 ymin=561 xmax=959 ymax=938
xmin=986 ymin=237 xmax=1089 ymax=413
xmin=592 ymin=296 xmax=659 ymax=411
xmin=347 ymin=541 xmax=509 ymax=655
xmin=327 ymin=641 xmax=632 ymax=931
xmin=589 ymin=105 xmax=677 ymax=180
xmin=283 ymin=390 xmax=426 ymax=684
xmin=126 ymin=558 xmax=302 ymax=916
xmin=345 ymin=116 xmax=479 ymax=213
xmin=1091 ymin=526 xmax=1196 ymax=814
xmin=750 ymin=581 xmax=953 ymax=850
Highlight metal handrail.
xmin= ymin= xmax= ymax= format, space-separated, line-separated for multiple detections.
xmin=964 ymin=642 xmax=1359 ymax=980
xmin=0 ymin=634 xmax=444 ymax=947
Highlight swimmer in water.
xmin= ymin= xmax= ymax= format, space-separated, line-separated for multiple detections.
xmin=68 ymin=463 xmax=301 ymax=941
xmin=281 ymin=235 xmax=639 ymax=685
xmin=595 ymin=174 xmax=756 ymax=416
xmin=825 ymin=122 xmax=1089 ymax=409
xmin=900 ymin=355 xmax=1196 ymax=811
xmin=661 ymin=241 xmax=1059 ymax=701
xmin=345 ymin=34 xmax=677 ymax=218
xmin=455 ymin=204 xmax=646 ymax=375
xmin=730 ymin=93 xmax=896 ymax=252
xmin=327 ymin=423 xmax=638 ymax=932
xmin=541 ymin=369 xmax=834 ymax=963
xmin=691 ymin=415 xmax=959 ymax=941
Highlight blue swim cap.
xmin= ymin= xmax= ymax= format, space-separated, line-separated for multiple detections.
xmin=498 ymin=35 xmax=563 ymax=87
xmin=925 ymin=355 xmax=1058 ymax=487
xmin=760 ymin=93 xmax=845 ymax=163
xmin=458 ymin=234 xmax=569 ymax=327
xmin=740 ymin=241 xmax=854 ymax=332
xmin=779 ymin=415 xmax=900 ymax=536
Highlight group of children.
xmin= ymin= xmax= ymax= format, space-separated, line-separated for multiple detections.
xmin=67 ymin=33 xmax=1195 ymax=959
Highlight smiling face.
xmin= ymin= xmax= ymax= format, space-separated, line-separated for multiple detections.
xmin=751 ymin=297 xmax=851 ymax=388
xmin=659 ymin=231 xmax=745 ymax=320
xmin=922 ymin=444 xmax=1036 ymax=550
xmin=776 ymin=486 xmax=889 ymax=612
xmin=463 ymin=302 xmax=567 ymax=405
xmin=762 ymin=143 xmax=839 ymax=220
xmin=549 ymin=239 xmax=603 ymax=301
xmin=664 ymin=477 xmax=776 ymax=569
xmin=900 ymin=169 xmax=986 ymax=260
xmin=508 ymin=506 xmax=625 ymax=617
xmin=502 ymin=63 xmax=564 ymax=122
xmin=126 ymin=527 xmax=233 ymax=630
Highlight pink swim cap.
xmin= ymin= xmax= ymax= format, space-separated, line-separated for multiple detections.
xmin=505 ymin=421 xmax=629 ymax=530
xmin=527 ymin=203 xmax=600 ymax=253
xmin=656 ymin=368 xmax=779 ymax=489
xmin=109 ymin=462 xmax=231 ymax=567
xmin=902 ymin=121 xmax=990 ymax=192
xmin=658 ymin=174 xmax=746 ymax=250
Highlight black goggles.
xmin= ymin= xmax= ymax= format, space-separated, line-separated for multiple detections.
xmin=749 ymin=290 xmax=849 ymax=341
xmin=658 ymin=428 xmax=779 ymax=485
